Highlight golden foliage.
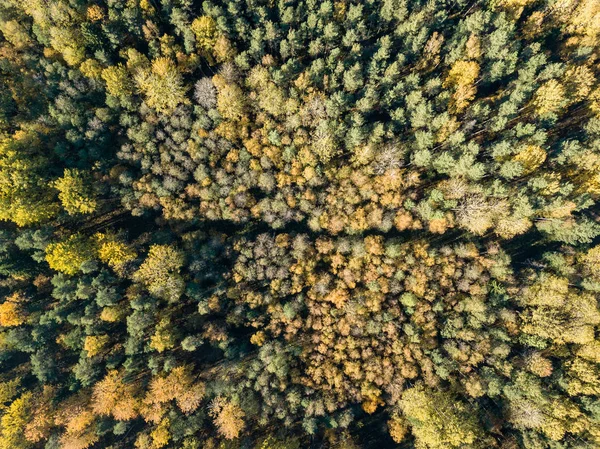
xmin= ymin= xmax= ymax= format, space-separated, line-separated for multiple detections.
xmin=250 ymin=331 xmax=266 ymax=346
xmin=0 ymin=378 xmax=20 ymax=409
xmin=565 ymin=65 xmax=596 ymax=101
xmin=577 ymin=341 xmax=600 ymax=363
xmin=23 ymin=385 xmax=55 ymax=443
xmin=59 ymin=430 xmax=99 ymax=449
xmin=444 ymin=60 xmax=480 ymax=112
xmin=149 ymin=318 xmax=176 ymax=353
xmin=591 ymin=86 xmax=600 ymax=116
xmin=559 ymin=0 xmax=600 ymax=47
xmin=0 ymin=292 xmax=27 ymax=327
xmin=213 ymin=74 xmax=247 ymax=121
xmin=191 ymin=16 xmax=217 ymax=51
xmin=0 ymin=131 xmax=59 ymax=226
xmin=209 ymin=397 xmax=245 ymax=440
xmin=399 ymin=385 xmax=482 ymax=449
xmin=95 ymin=232 xmax=137 ymax=269
xmin=145 ymin=365 xmax=205 ymax=415
xmin=514 ymin=145 xmax=547 ymax=174
xmin=533 ymin=79 xmax=566 ymax=116
xmin=134 ymin=58 xmax=188 ymax=113
xmin=24 ymin=411 xmax=53 ymax=443
xmin=79 ymin=59 xmax=103 ymax=80
xmin=102 ymin=64 xmax=134 ymax=97
xmin=580 ymin=245 xmax=600 ymax=278
xmin=214 ymin=36 xmax=236 ymax=63
xmin=524 ymin=352 xmax=553 ymax=378
xmin=150 ymin=418 xmax=171 ymax=448
xmin=83 ymin=335 xmax=109 ymax=357
xmin=388 ymin=414 xmax=408 ymax=443
xmin=99 ymin=305 xmax=125 ymax=322
xmin=521 ymin=279 xmax=600 ymax=345
xmin=497 ymin=0 xmax=536 ymax=8
xmin=0 ymin=392 xmax=33 ymax=449
xmin=86 ymin=5 xmax=105 ymax=22
xmin=134 ymin=244 xmax=185 ymax=300
xmin=92 ymin=370 xmax=139 ymax=420
xmin=564 ymin=357 xmax=600 ymax=396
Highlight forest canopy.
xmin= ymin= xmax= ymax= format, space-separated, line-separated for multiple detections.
xmin=0 ymin=0 xmax=600 ymax=448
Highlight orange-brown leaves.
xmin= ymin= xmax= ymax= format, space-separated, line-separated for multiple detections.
xmin=209 ymin=397 xmax=245 ymax=440
xmin=144 ymin=366 xmax=205 ymax=417
xmin=0 ymin=292 xmax=27 ymax=327
xmin=92 ymin=370 xmax=140 ymax=421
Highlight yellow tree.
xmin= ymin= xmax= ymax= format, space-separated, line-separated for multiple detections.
xmin=0 ymin=392 xmax=33 ymax=449
xmin=92 ymin=370 xmax=140 ymax=421
xmin=209 ymin=397 xmax=245 ymax=440
xmin=53 ymin=169 xmax=97 ymax=215
xmin=134 ymin=58 xmax=188 ymax=113
xmin=95 ymin=232 xmax=137 ymax=270
xmin=45 ymin=234 xmax=96 ymax=275
xmin=149 ymin=318 xmax=176 ymax=353
xmin=0 ymin=379 xmax=20 ymax=409
xmin=102 ymin=64 xmax=135 ymax=97
xmin=213 ymin=74 xmax=247 ymax=120
xmin=513 ymin=145 xmax=547 ymax=174
xmin=0 ymin=130 xmax=59 ymax=226
xmin=519 ymin=274 xmax=600 ymax=345
xmin=149 ymin=417 xmax=170 ymax=449
xmin=144 ymin=365 xmax=205 ymax=415
xmin=0 ymin=292 xmax=27 ymax=327
xmin=23 ymin=386 xmax=55 ymax=444
xmin=399 ymin=384 xmax=484 ymax=449
xmin=83 ymin=335 xmax=109 ymax=357
xmin=443 ymin=60 xmax=480 ymax=112
xmin=388 ymin=413 xmax=409 ymax=443
xmin=133 ymin=244 xmax=185 ymax=301
xmin=54 ymin=392 xmax=98 ymax=449
xmin=533 ymin=79 xmax=567 ymax=116
xmin=191 ymin=16 xmax=217 ymax=52
xmin=580 ymin=245 xmax=600 ymax=280
xmin=558 ymin=0 xmax=600 ymax=48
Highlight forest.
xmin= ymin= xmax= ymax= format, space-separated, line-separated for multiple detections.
xmin=0 ymin=0 xmax=599 ymax=447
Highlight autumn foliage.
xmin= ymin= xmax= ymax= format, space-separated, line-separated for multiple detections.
xmin=0 ymin=0 xmax=599 ymax=448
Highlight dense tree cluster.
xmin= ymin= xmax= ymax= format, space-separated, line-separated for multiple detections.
xmin=0 ymin=0 xmax=599 ymax=448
